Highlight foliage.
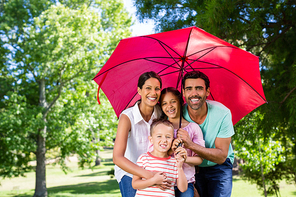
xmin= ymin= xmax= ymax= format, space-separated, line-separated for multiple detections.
xmin=134 ymin=0 xmax=296 ymax=194
xmin=233 ymin=112 xmax=293 ymax=196
xmin=0 ymin=0 xmax=131 ymax=196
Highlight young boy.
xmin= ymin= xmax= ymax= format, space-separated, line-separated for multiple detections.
xmin=132 ymin=118 xmax=188 ymax=196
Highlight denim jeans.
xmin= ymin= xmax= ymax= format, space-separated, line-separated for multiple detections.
xmin=175 ymin=182 xmax=194 ymax=197
xmin=118 ymin=175 xmax=136 ymax=197
xmin=195 ymin=158 xmax=233 ymax=197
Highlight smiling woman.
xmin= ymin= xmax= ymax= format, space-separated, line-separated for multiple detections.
xmin=137 ymin=78 xmax=161 ymax=112
xmin=112 ymin=71 xmax=164 ymax=197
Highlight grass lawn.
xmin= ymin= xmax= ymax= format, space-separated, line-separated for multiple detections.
xmin=0 ymin=148 xmax=295 ymax=197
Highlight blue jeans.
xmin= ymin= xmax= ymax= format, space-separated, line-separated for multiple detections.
xmin=118 ymin=175 xmax=136 ymax=197
xmin=175 ymin=182 xmax=194 ymax=197
xmin=195 ymin=158 xmax=233 ymax=197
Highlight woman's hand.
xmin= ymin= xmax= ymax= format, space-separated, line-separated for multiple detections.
xmin=151 ymin=172 xmax=167 ymax=185
xmin=153 ymin=172 xmax=173 ymax=190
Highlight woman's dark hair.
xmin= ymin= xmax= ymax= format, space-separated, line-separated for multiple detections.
xmin=138 ymin=71 xmax=162 ymax=89
xmin=159 ymin=87 xmax=184 ymax=119
xmin=182 ymin=71 xmax=210 ymax=90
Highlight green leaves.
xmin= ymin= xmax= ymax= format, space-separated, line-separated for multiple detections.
xmin=22 ymin=4 xmax=104 ymax=80
xmin=0 ymin=92 xmax=38 ymax=177
xmin=237 ymin=138 xmax=285 ymax=174
xmin=234 ymin=111 xmax=294 ymax=195
xmin=0 ymin=0 xmax=131 ymax=187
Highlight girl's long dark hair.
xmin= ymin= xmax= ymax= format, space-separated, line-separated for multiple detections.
xmin=159 ymin=87 xmax=183 ymax=119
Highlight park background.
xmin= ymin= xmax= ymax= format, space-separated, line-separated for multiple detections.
xmin=0 ymin=0 xmax=295 ymax=197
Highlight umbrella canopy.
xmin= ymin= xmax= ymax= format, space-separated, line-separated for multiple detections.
xmin=93 ymin=26 xmax=267 ymax=125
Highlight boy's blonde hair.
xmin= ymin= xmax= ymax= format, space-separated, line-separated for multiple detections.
xmin=150 ymin=118 xmax=174 ymax=136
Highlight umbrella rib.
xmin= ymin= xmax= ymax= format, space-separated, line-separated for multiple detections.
xmin=141 ymin=36 xmax=183 ymax=57
xmin=187 ymin=45 xmax=236 ymax=59
xmin=183 ymin=59 xmax=195 ymax=71
xmin=177 ymin=27 xmax=193 ymax=88
xmin=144 ymin=58 xmax=180 ymax=69
xmin=93 ymin=58 xmax=142 ymax=80
xmin=182 ymin=28 xmax=192 ymax=58
xmin=158 ymin=70 xmax=182 ymax=78
xmin=123 ymin=92 xmax=138 ymax=114
xmin=158 ymin=42 xmax=182 ymax=68
xmin=184 ymin=46 xmax=238 ymax=71
xmin=185 ymin=61 xmax=267 ymax=102
xmin=188 ymin=47 xmax=217 ymax=60
xmin=184 ymin=47 xmax=217 ymax=71
xmin=209 ymin=92 xmax=215 ymax=101
xmin=141 ymin=36 xmax=183 ymax=68
xmin=93 ymin=57 xmax=178 ymax=80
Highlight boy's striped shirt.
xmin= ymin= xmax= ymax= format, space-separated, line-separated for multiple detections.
xmin=135 ymin=152 xmax=178 ymax=197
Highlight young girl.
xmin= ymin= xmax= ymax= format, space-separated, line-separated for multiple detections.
xmin=132 ymin=118 xmax=188 ymax=196
xmin=113 ymin=71 xmax=170 ymax=197
xmin=160 ymin=87 xmax=205 ymax=197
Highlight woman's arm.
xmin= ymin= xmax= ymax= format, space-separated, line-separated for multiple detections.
xmin=113 ymin=114 xmax=154 ymax=179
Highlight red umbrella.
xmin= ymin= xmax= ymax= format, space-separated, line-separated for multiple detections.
xmin=93 ymin=26 xmax=266 ymax=125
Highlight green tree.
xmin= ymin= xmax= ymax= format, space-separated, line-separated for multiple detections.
xmin=134 ymin=0 xmax=296 ymax=194
xmin=0 ymin=0 xmax=131 ymax=196
xmin=234 ymin=112 xmax=290 ymax=197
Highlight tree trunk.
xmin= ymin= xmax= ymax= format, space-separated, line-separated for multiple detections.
xmin=34 ymin=79 xmax=48 ymax=197
xmin=34 ymin=131 xmax=47 ymax=197
xmin=95 ymin=137 xmax=101 ymax=166
xmin=260 ymin=161 xmax=267 ymax=197
xmin=259 ymin=145 xmax=267 ymax=197
xmin=95 ymin=149 xmax=101 ymax=166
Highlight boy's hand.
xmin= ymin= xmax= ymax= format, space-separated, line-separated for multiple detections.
xmin=172 ymin=138 xmax=183 ymax=152
xmin=175 ymin=147 xmax=187 ymax=167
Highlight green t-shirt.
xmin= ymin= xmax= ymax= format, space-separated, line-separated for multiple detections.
xmin=183 ymin=100 xmax=235 ymax=167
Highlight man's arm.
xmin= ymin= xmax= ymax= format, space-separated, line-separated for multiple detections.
xmin=176 ymin=129 xmax=231 ymax=164
xmin=189 ymin=137 xmax=230 ymax=164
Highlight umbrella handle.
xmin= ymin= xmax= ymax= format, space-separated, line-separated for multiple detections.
xmin=96 ymin=71 xmax=109 ymax=105
xmin=97 ymin=86 xmax=101 ymax=104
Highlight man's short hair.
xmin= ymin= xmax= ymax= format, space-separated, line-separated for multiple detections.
xmin=182 ymin=71 xmax=210 ymax=90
